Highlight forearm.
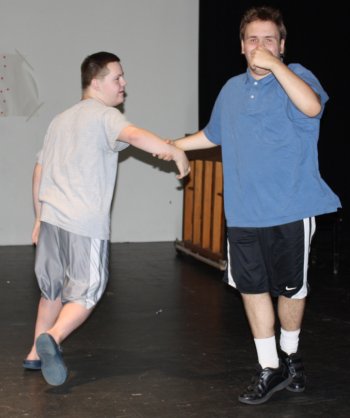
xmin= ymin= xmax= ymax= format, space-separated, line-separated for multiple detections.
xmin=174 ymin=130 xmax=217 ymax=151
xmin=119 ymin=125 xmax=181 ymax=160
xmin=119 ymin=125 xmax=190 ymax=178
xmin=32 ymin=163 xmax=42 ymax=220
xmin=272 ymin=61 xmax=321 ymax=117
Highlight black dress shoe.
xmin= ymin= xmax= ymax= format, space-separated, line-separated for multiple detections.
xmin=238 ymin=362 xmax=291 ymax=405
xmin=23 ymin=359 xmax=42 ymax=370
xmin=280 ymin=351 xmax=306 ymax=392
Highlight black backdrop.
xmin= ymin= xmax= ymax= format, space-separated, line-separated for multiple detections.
xmin=199 ymin=0 xmax=349 ymax=234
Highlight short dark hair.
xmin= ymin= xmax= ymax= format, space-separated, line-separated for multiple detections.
xmin=239 ymin=6 xmax=287 ymax=41
xmin=81 ymin=51 xmax=120 ymax=90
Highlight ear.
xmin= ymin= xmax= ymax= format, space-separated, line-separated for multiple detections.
xmin=91 ymin=78 xmax=100 ymax=91
xmin=241 ymin=39 xmax=245 ymax=55
xmin=280 ymin=39 xmax=285 ymax=55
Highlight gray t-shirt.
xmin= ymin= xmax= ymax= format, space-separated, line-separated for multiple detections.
xmin=38 ymin=98 xmax=131 ymax=239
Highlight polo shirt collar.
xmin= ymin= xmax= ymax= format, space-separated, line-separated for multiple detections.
xmin=245 ymin=68 xmax=275 ymax=86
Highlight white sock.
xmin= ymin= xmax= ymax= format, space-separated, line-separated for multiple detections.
xmin=254 ymin=336 xmax=279 ymax=369
xmin=280 ymin=328 xmax=300 ymax=355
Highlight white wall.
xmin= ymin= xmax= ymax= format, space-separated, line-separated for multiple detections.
xmin=0 ymin=0 xmax=199 ymax=245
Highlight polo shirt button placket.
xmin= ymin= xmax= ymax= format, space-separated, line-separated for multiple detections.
xmin=248 ymin=81 xmax=258 ymax=104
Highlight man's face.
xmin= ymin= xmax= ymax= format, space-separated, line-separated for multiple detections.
xmin=241 ymin=20 xmax=284 ymax=77
xmin=96 ymin=61 xmax=126 ymax=107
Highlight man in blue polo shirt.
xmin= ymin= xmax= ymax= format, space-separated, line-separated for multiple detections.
xmin=171 ymin=5 xmax=340 ymax=405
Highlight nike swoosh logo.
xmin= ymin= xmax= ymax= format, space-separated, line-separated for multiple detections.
xmin=286 ymin=286 xmax=297 ymax=291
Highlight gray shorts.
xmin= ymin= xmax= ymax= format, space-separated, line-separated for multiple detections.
xmin=35 ymin=222 xmax=109 ymax=309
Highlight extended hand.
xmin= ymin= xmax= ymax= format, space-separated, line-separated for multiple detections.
xmin=173 ymin=148 xmax=191 ymax=179
xmin=153 ymin=139 xmax=173 ymax=161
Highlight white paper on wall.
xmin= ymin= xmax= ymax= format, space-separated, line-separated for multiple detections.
xmin=0 ymin=50 xmax=43 ymax=119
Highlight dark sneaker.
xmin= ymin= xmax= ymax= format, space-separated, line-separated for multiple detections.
xmin=238 ymin=362 xmax=291 ymax=405
xmin=280 ymin=351 xmax=306 ymax=392
xmin=22 ymin=359 xmax=42 ymax=370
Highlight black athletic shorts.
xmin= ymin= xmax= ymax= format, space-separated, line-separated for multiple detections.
xmin=224 ymin=218 xmax=315 ymax=298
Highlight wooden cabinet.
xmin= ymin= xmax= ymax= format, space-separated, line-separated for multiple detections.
xmin=175 ymin=147 xmax=227 ymax=270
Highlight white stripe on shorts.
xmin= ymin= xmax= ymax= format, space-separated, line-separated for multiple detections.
xmin=292 ymin=217 xmax=316 ymax=299
xmin=86 ymin=238 xmax=108 ymax=308
xmin=226 ymin=239 xmax=236 ymax=289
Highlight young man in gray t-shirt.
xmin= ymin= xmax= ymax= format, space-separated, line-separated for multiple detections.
xmin=23 ymin=51 xmax=190 ymax=386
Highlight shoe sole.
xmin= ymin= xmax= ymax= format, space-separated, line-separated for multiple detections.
xmin=36 ymin=333 xmax=68 ymax=386
xmin=286 ymin=384 xmax=305 ymax=393
xmin=238 ymin=377 xmax=292 ymax=405
xmin=22 ymin=360 xmax=42 ymax=370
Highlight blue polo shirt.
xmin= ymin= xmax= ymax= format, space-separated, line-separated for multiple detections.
xmin=204 ymin=63 xmax=341 ymax=227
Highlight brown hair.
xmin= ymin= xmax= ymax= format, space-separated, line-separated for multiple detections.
xmin=239 ymin=6 xmax=287 ymax=41
xmin=81 ymin=51 xmax=120 ymax=90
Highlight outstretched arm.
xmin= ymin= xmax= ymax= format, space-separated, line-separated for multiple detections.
xmin=152 ymin=130 xmax=217 ymax=161
xmin=174 ymin=130 xmax=217 ymax=151
xmin=154 ymin=130 xmax=217 ymax=160
xmin=32 ymin=162 xmax=42 ymax=245
xmin=118 ymin=125 xmax=190 ymax=179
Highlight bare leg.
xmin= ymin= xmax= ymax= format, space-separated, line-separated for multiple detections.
xmin=278 ymin=296 xmax=306 ymax=331
xmin=46 ymin=302 xmax=93 ymax=345
xmin=238 ymin=292 xmax=292 ymax=405
xmin=277 ymin=296 xmax=307 ymax=393
xmin=241 ymin=292 xmax=275 ymax=338
xmin=26 ymin=296 xmax=62 ymax=360
xmin=31 ymin=302 xmax=93 ymax=386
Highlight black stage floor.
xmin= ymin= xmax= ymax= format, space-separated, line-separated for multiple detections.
xmin=0 ymin=237 xmax=349 ymax=418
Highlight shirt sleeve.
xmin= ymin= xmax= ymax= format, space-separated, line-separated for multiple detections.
xmin=288 ymin=63 xmax=329 ymax=119
xmin=36 ymin=149 xmax=43 ymax=164
xmin=103 ymin=107 xmax=132 ymax=152
xmin=203 ymin=87 xmax=225 ymax=145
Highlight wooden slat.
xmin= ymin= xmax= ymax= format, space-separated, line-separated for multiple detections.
xmin=201 ymin=160 xmax=213 ymax=249
xmin=192 ymin=160 xmax=203 ymax=245
xmin=211 ymin=162 xmax=224 ymax=254
xmin=181 ymin=156 xmax=226 ymax=266
xmin=183 ymin=160 xmax=195 ymax=241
